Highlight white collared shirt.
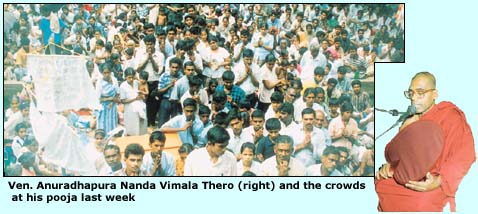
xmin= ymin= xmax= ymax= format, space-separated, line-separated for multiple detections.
xmin=184 ymin=147 xmax=237 ymax=176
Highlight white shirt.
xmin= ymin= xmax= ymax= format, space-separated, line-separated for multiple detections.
xmin=184 ymin=147 xmax=237 ymax=176
xmin=264 ymin=105 xmax=278 ymax=121
xmin=293 ymin=99 xmax=325 ymax=123
xmin=202 ymin=47 xmax=229 ymax=78
xmin=258 ymin=64 xmax=277 ymax=103
xmin=141 ymin=151 xmax=176 ymax=176
xmin=237 ymin=160 xmax=262 ymax=176
xmin=279 ymin=120 xmax=300 ymax=136
xmin=180 ymin=89 xmax=209 ymax=107
xmin=135 ymin=50 xmax=165 ymax=82
xmin=289 ymin=126 xmax=326 ymax=167
xmin=226 ymin=128 xmax=254 ymax=156
xmin=233 ymin=61 xmax=261 ymax=95
xmin=300 ymin=50 xmax=327 ymax=81
xmin=260 ymin=156 xmax=306 ymax=176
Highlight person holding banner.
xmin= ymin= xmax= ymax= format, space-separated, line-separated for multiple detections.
xmin=95 ymin=63 xmax=119 ymax=134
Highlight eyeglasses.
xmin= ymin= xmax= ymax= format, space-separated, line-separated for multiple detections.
xmin=404 ymin=89 xmax=435 ymax=99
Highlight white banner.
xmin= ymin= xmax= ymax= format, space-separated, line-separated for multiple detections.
xmin=27 ymin=54 xmax=100 ymax=112
xmin=29 ymin=102 xmax=97 ymax=175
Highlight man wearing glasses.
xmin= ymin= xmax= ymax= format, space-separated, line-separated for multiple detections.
xmin=375 ymin=72 xmax=475 ymax=212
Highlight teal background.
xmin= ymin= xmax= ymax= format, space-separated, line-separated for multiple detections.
xmin=2 ymin=0 xmax=477 ymax=213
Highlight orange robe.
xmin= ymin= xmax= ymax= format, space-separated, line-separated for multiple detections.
xmin=375 ymin=101 xmax=476 ymax=212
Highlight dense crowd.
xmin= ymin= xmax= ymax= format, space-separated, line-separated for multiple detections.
xmin=4 ymin=3 xmax=403 ymax=176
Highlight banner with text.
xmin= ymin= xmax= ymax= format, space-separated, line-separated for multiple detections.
xmin=27 ymin=54 xmax=100 ymax=112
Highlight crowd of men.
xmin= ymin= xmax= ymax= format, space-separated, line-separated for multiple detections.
xmin=4 ymin=3 xmax=403 ymax=176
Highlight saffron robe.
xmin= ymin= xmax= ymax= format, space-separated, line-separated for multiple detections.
xmin=375 ymin=102 xmax=476 ymax=212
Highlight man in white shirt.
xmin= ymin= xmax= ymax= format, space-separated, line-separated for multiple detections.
xmin=260 ymin=135 xmax=306 ymax=176
xmin=290 ymin=108 xmax=327 ymax=167
xmin=277 ymin=102 xmax=300 ymax=136
xmin=184 ymin=126 xmax=237 ymax=176
xmin=135 ymin=34 xmax=165 ymax=126
xmin=306 ymin=146 xmax=341 ymax=176
xmin=233 ymin=48 xmax=260 ymax=108
xmin=226 ymin=109 xmax=253 ymax=158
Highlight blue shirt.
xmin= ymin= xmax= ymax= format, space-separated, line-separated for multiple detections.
xmin=39 ymin=17 xmax=65 ymax=45
xmin=158 ymin=71 xmax=183 ymax=99
xmin=256 ymin=136 xmax=276 ymax=161
xmin=161 ymin=114 xmax=204 ymax=146
xmin=169 ymin=75 xmax=190 ymax=101
xmin=216 ymin=85 xmax=246 ymax=109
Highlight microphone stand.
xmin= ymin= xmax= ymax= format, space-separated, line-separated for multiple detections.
xmin=375 ymin=105 xmax=416 ymax=141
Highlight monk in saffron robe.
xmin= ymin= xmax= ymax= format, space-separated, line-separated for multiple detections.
xmin=375 ymin=72 xmax=476 ymax=212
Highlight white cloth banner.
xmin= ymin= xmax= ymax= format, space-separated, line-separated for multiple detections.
xmin=29 ymin=102 xmax=97 ymax=175
xmin=27 ymin=54 xmax=100 ymax=112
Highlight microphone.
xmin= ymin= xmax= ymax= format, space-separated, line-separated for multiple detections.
xmin=376 ymin=104 xmax=416 ymax=141
xmin=397 ymin=104 xmax=417 ymax=123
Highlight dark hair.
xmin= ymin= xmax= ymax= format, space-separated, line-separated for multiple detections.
xmin=227 ymin=109 xmax=242 ymax=125
xmin=19 ymin=102 xmax=29 ymax=110
xmin=149 ymin=130 xmax=166 ymax=143
xmin=340 ymin=101 xmax=354 ymax=113
xmin=291 ymin=79 xmax=303 ymax=90
xmin=242 ymin=171 xmax=256 ymax=176
xmin=183 ymin=98 xmax=197 ymax=109
xmin=15 ymin=122 xmax=28 ymax=133
xmin=337 ymin=66 xmax=349 ymax=74
xmin=209 ymin=35 xmax=219 ymax=43
xmin=250 ymin=110 xmax=264 ymax=119
xmin=315 ymin=87 xmax=325 ymax=95
xmin=18 ymin=152 xmax=36 ymax=167
xmin=270 ymin=91 xmax=284 ymax=103
xmin=278 ymin=102 xmax=294 ymax=115
xmin=322 ymin=146 xmax=339 ymax=156
xmin=275 ymin=135 xmax=294 ymax=149
xmin=303 ymin=88 xmax=316 ymax=99
xmin=265 ymin=118 xmax=281 ymax=131
xmin=329 ymin=98 xmax=340 ymax=106
xmin=183 ymin=61 xmax=195 ymax=69
xmin=314 ymin=66 xmax=325 ymax=76
xmin=198 ymin=104 xmax=211 ymax=115
xmin=301 ymin=107 xmax=316 ymax=118
xmin=335 ymin=146 xmax=349 ymax=155
xmin=189 ymin=75 xmax=203 ymax=87
xmin=124 ymin=67 xmax=135 ymax=77
xmin=124 ymin=143 xmax=145 ymax=159
xmin=265 ymin=53 xmax=276 ymax=62
xmin=96 ymin=39 xmax=105 ymax=47
xmin=208 ymin=78 xmax=218 ymax=88
xmin=143 ymin=34 xmax=156 ymax=44
xmin=214 ymin=112 xmax=228 ymax=126
xmin=213 ymin=91 xmax=227 ymax=103
xmin=327 ymin=78 xmax=338 ymax=85
xmin=222 ymin=70 xmax=235 ymax=81
xmin=169 ymin=57 xmax=183 ymax=67
xmin=178 ymin=144 xmax=194 ymax=154
xmin=351 ymin=79 xmax=362 ymax=87
xmin=207 ymin=126 xmax=230 ymax=145
xmin=243 ymin=49 xmax=254 ymax=58
xmin=100 ymin=63 xmax=112 ymax=73
xmin=240 ymin=142 xmax=255 ymax=154
xmin=22 ymin=135 xmax=37 ymax=147
xmin=104 ymin=144 xmax=120 ymax=156
xmin=139 ymin=71 xmax=149 ymax=81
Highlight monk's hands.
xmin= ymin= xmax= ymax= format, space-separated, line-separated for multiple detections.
xmin=375 ymin=163 xmax=393 ymax=180
xmin=405 ymin=172 xmax=441 ymax=192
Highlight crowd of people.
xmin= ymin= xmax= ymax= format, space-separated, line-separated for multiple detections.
xmin=4 ymin=3 xmax=403 ymax=176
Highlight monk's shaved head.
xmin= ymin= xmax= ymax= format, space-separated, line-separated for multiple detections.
xmin=411 ymin=71 xmax=436 ymax=89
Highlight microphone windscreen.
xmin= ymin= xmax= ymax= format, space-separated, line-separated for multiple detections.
xmin=408 ymin=104 xmax=417 ymax=115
